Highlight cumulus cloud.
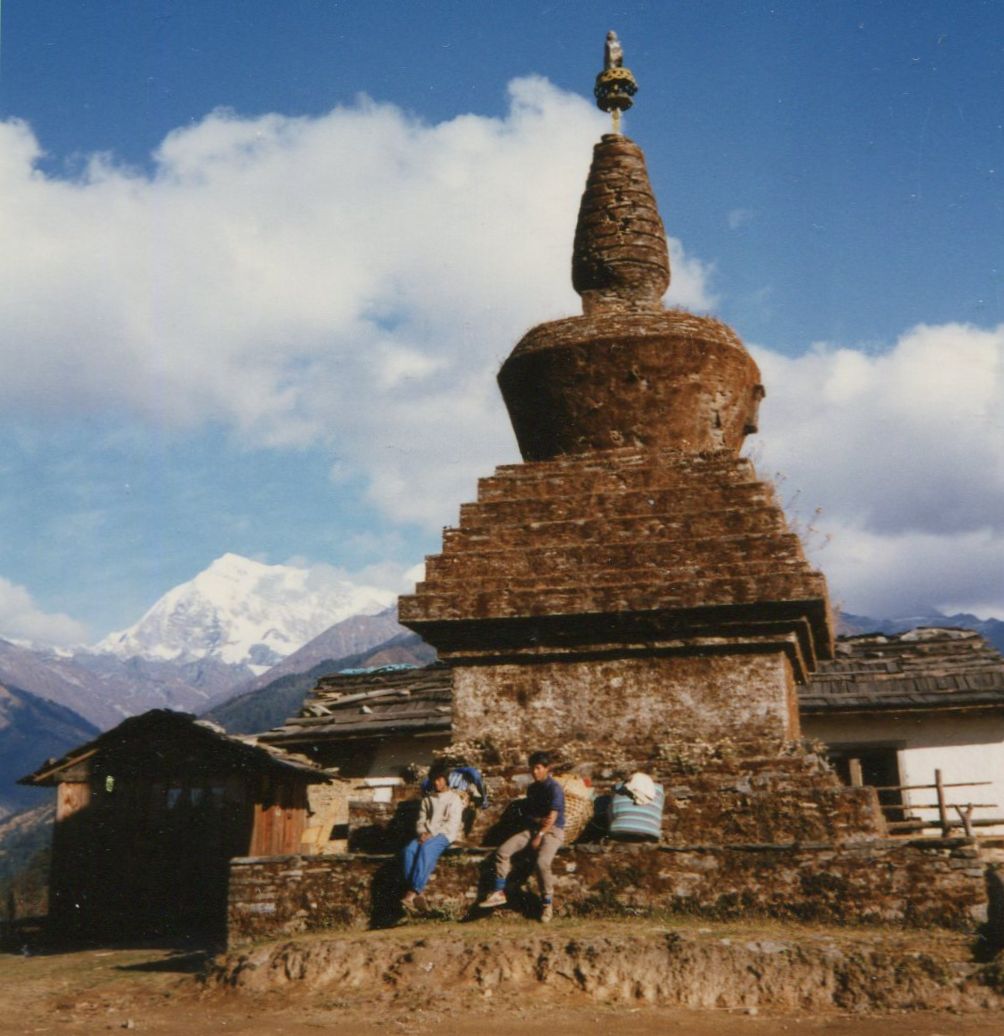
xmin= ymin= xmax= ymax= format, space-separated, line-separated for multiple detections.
xmin=5 ymin=75 xmax=999 ymax=631
xmin=0 ymin=576 xmax=90 ymax=647
xmin=749 ymin=322 xmax=1004 ymax=617
xmin=0 ymin=78 xmax=713 ymax=532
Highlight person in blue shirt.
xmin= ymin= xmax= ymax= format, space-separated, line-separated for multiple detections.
xmin=479 ymin=750 xmax=565 ymax=923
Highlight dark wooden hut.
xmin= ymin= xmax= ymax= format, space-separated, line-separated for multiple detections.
xmin=19 ymin=709 xmax=331 ymax=941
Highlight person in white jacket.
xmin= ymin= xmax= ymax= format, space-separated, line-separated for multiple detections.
xmin=401 ymin=763 xmax=464 ymax=913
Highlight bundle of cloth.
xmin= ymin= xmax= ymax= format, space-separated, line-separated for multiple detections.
xmin=608 ymin=771 xmax=665 ymax=841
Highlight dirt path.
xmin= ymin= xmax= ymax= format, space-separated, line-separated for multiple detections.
xmin=2 ymin=941 xmax=1002 ymax=1036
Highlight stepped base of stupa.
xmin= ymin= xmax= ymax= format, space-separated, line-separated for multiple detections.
xmin=400 ymin=446 xmax=831 ymax=750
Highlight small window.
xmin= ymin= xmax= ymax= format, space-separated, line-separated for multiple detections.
xmin=827 ymin=744 xmax=905 ymax=823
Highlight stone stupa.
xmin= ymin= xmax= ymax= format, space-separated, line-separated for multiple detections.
xmin=399 ymin=36 xmax=836 ymax=780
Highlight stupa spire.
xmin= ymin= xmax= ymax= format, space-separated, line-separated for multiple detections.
xmin=574 ymin=33 xmax=669 ymax=315
xmin=594 ymin=30 xmax=638 ymax=134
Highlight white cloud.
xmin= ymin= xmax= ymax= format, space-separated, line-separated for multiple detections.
xmin=0 ymin=78 xmax=714 ymax=534
xmin=749 ymin=322 xmax=1004 ymax=617
xmin=0 ymin=576 xmax=90 ymax=647
xmin=10 ymin=78 xmax=999 ymax=627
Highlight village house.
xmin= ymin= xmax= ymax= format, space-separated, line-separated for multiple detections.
xmin=18 ymin=709 xmax=333 ymax=941
xmin=802 ymin=626 xmax=1004 ymax=837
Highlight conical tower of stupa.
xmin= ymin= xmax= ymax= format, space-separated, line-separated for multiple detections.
xmin=399 ymin=38 xmax=833 ymax=760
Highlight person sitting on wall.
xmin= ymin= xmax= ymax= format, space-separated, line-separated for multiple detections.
xmin=479 ymin=750 xmax=566 ymax=923
xmin=401 ymin=762 xmax=464 ymax=915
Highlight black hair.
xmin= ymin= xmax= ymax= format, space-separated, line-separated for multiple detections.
xmin=428 ymin=762 xmax=450 ymax=782
xmin=528 ymin=751 xmax=552 ymax=768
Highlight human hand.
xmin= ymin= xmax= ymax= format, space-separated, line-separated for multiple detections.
xmin=531 ymin=833 xmax=542 ymax=850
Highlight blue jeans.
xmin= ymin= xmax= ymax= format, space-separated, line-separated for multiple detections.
xmin=401 ymin=834 xmax=450 ymax=893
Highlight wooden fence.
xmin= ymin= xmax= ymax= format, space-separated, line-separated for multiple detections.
xmin=857 ymin=767 xmax=1003 ymax=837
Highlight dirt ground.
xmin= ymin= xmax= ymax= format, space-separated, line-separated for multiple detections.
xmin=2 ymin=940 xmax=1003 ymax=1036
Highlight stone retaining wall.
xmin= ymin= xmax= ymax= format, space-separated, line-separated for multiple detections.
xmin=227 ymin=838 xmax=998 ymax=947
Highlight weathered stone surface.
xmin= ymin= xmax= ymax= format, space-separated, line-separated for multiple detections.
xmin=571 ymin=135 xmax=669 ymax=313
xmin=335 ymin=744 xmax=884 ymax=851
xmin=397 ymin=120 xmax=839 ymax=860
xmin=499 ymin=312 xmax=764 ymax=460
xmin=227 ymin=841 xmax=998 ymax=946
xmin=399 ymin=448 xmax=832 ymax=684
xmin=450 ymin=653 xmax=799 ymax=747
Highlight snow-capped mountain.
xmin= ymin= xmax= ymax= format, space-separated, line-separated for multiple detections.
xmin=95 ymin=553 xmax=396 ymax=672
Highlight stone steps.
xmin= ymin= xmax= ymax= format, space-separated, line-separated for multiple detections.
xmin=423 ymin=534 xmax=807 ymax=581
xmin=458 ymin=481 xmax=777 ymax=526
xmin=406 ymin=569 xmax=828 ymax=619
xmin=227 ymin=837 xmax=991 ymax=943
xmin=477 ymin=452 xmax=755 ymax=500
xmin=442 ymin=505 xmax=789 ymax=549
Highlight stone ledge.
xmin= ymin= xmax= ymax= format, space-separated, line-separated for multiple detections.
xmin=227 ymin=839 xmax=1000 ymax=947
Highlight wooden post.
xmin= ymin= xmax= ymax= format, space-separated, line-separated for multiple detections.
xmin=935 ymin=769 xmax=950 ymax=837
xmin=848 ymin=758 xmax=863 ymax=787
xmin=954 ymin=803 xmax=975 ymax=839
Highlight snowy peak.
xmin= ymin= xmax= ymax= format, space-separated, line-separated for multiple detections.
xmin=95 ymin=553 xmax=396 ymax=669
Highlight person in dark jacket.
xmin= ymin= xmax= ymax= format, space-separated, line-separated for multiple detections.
xmin=479 ymin=750 xmax=565 ymax=923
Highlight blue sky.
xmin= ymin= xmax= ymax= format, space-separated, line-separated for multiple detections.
xmin=0 ymin=1 xmax=1002 ymax=644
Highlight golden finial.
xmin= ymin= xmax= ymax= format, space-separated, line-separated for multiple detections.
xmin=594 ymin=30 xmax=638 ymax=134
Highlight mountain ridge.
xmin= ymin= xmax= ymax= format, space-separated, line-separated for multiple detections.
xmin=95 ymin=552 xmax=396 ymax=670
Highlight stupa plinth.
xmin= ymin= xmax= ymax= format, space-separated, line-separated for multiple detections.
xmin=399 ymin=40 xmax=834 ymax=761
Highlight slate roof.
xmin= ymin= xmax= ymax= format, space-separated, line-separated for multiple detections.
xmin=260 ymin=663 xmax=454 ymax=746
xmin=19 ymin=708 xmax=332 ymax=787
xmin=801 ymin=628 xmax=1004 ymax=714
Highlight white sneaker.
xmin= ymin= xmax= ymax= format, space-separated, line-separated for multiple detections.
xmin=480 ymin=889 xmax=507 ymax=908
xmin=540 ymin=903 xmax=553 ymax=923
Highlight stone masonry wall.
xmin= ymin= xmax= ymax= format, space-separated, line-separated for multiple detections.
xmin=451 ymin=652 xmax=799 ymax=749
xmin=227 ymin=839 xmax=996 ymax=947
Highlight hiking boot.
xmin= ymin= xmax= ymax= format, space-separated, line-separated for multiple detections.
xmin=540 ymin=902 xmax=553 ymax=924
xmin=480 ymin=889 xmax=507 ymax=909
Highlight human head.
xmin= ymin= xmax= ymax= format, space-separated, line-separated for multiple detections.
xmin=428 ymin=763 xmax=450 ymax=792
xmin=528 ymin=751 xmax=552 ymax=782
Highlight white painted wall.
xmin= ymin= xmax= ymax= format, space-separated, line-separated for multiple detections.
xmin=802 ymin=709 xmax=1004 ymax=836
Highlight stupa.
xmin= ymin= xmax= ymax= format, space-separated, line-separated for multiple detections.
xmin=225 ymin=38 xmax=998 ymax=943
xmin=399 ymin=35 xmax=832 ymax=766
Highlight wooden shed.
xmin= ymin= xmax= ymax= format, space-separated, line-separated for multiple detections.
xmin=19 ymin=709 xmax=331 ymax=941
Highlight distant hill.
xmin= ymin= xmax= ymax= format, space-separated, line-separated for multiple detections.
xmin=0 ymin=802 xmax=53 ymax=922
xmin=839 ymin=610 xmax=1004 ymax=654
xmin=203 ymin=631 xmax=435 ymax=734
xmin=0 ymin=637 xmax=247 ymax=730
xmin=0 ymin=684 xmax=98 ymax=819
